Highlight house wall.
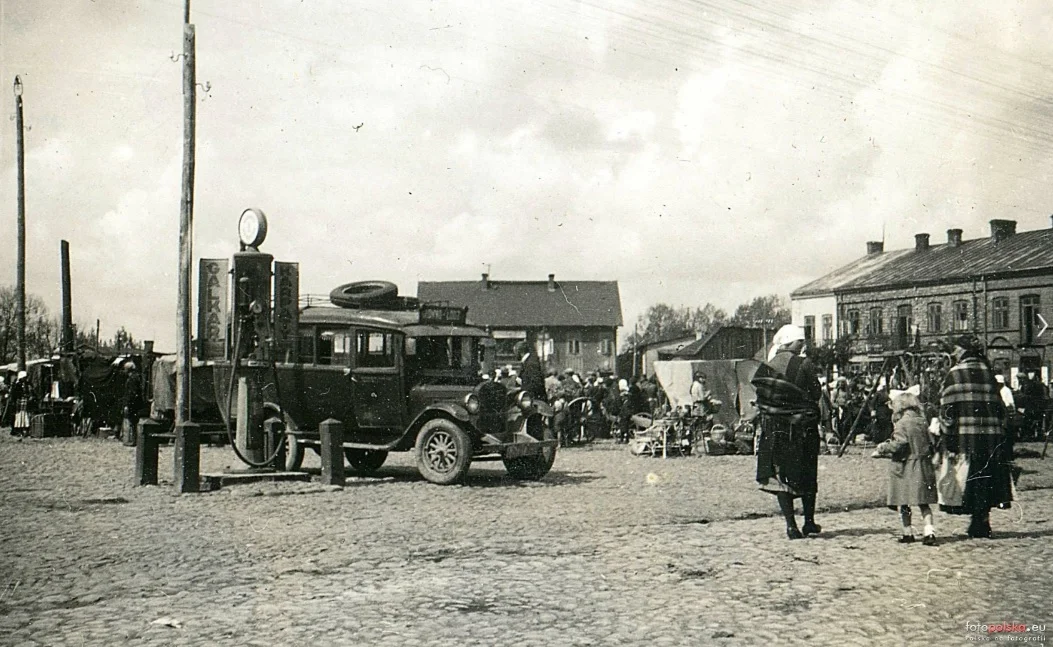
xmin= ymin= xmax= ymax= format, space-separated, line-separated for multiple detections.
xmin=791 ymin=294 xmax=838 ymax=346
xmin=837 ymin=273 xmax=1053 ymax=374
xmin=491 ymin=326 xmax=617 ymax=374
xmin=696 ymin=328 xmax=769 ymax=361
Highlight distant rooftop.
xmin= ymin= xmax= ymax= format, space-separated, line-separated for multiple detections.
xmin=792 ymin=220 xmax=1053 ymax=297
xmin=418 ymin=275 xmax=623 ymax=328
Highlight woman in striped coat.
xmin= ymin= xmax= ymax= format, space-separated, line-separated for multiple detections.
xmin=939 ymin=335 xmax=1014 ymax=539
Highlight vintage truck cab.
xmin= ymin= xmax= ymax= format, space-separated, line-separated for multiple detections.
xmin=222 ymin=298 xmax=556 ymax=484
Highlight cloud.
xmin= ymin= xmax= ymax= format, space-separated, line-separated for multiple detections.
xmin=2 ymin=0 xmax=1053 ymax=351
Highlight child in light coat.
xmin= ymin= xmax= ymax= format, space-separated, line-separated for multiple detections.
xmin=873 ymin=392 xmax=939 ymax=545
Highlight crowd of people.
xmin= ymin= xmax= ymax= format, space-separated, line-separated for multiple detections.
xmin=483 ymin=340 xmax=669 ymax=445
xmin=753 ymin=326 xmax=1018 ymax=543
xmin=816 ymin=362 xmax=1050 ymax=450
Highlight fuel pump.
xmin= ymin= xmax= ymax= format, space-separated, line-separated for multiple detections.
xmin=225 ymin=208 xmax=283 ymax=467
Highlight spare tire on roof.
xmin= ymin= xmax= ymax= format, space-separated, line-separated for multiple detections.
xmin=330 ymin=281 xmax=398 ymax=308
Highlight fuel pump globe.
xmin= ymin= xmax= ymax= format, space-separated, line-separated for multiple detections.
xmin=238 ymin=208 xmax=268 ymax=248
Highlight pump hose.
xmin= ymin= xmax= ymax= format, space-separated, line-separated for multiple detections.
xmin=222 ymin=314 xmax=288 ymax=468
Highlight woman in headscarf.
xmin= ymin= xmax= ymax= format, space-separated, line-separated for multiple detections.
xmin=752 ymin=324 xmax=824 ymax=539
xmin=938 ymin=335 xmax=1013 ymax=538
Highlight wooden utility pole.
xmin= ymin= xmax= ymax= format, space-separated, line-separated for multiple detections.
xmin=60 ymin=240 xmax=73 ymax=352
xmin=176 ymin=12 xmax=197 ymax=425
xmin=13 ymin=76 xmax=26 ymax=372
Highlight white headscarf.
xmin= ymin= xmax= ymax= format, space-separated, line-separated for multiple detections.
xmin=888 ymin=384 xmax=922 ymax=400
xmin=767 ymin=324 xmax=806 ymax=361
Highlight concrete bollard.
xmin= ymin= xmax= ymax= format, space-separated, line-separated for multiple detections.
xmin=319 ymin=418 xmax=345 ymax=487
xmin=174 ymin=422 xmax=200 ymax=493
xmin=134 ymin=418 xmax=164 ymax=486
xmin=264 ymin=417 xmax=286 ymax=471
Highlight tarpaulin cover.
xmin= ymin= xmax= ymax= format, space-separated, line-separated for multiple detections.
xmin=151 ymin=358 xmax=222 ymax=420
xmin=652 ymin=359 xmax=763 ymax=426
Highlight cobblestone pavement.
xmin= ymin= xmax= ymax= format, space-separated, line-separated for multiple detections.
xmin=2 ymin=433 xmax=1051 ymax=646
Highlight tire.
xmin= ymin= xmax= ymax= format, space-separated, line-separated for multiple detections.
xmin=285 ymin=433 xmax=304 ymax=471
xmin=263 ymin=404 xmax=303 ymax=472
xmin=329 ymin=281 xmax=398 ymax=308
xmin=504 ymin=417 xmax=558 ymax=481
xmin=415 ymin=419 xmax=473 ymax=485
xmin=344 ymin=448 xmax=388 ymax=474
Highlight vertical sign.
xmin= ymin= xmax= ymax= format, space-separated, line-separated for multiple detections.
xmin=273 ymin=262 xmax=300 ymax=362
xmin=197 ymin=259 xmax=229 ymax=360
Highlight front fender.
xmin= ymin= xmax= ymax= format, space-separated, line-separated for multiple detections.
xmin=409 ymin=402 xmax=471 ymax=427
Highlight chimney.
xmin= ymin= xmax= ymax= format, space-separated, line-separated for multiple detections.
xmin=480 ymin=273 xmax=490 ymax=290
xmin=990 ymin=219 xmax=1017 ymax=242
xmin=914 ymin=233 xmax=930 ymax=251
xmin=947 ymin=229 xmax=963 ymax=247
xmin=1049 ymin=214 xmax=1053 ymax=229
xmin=547 ymin=273 xmax=556 ymax=292
xmin=866 ymin=241 xmax=884 ymax=255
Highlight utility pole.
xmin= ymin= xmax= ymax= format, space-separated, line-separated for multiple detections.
xmin=13 ymin=76 xmax=26 ymax=372
xmin=176 ymin=4 xmax=196 ymax=426
xmin=60 ymin=240 xmax=73 ymax=353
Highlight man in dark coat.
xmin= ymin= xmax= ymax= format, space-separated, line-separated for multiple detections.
xmin=514 ymin=340 xmax=546 ymax=400
xmin=1019 ymin=372 xmax=1045 ymax=441
xmin=753 ymin=325 xmax=823 ymax=540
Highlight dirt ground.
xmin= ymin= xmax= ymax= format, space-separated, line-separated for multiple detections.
xmin=2 ymin=433 xmax=1051 ymax=646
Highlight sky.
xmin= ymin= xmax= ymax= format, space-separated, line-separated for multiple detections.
xmin=1 ymin=0 xmax=1052 ymax=351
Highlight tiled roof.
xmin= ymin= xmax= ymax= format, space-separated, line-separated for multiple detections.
xmin=792 ymin=226 xmax=1053 ymax=296
xmin=417 ymin=280 xmax=623 ymax=328
xmin=791 ymin=249 xmax=912 ymax=297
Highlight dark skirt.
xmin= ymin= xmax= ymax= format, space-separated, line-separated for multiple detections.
xmin=756 ymin=414 xmax=820 ymax=497
xmin=940 ymin=434 xmax=1014 ymax=515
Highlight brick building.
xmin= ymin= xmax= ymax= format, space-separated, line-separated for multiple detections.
xmin=791 ymin=219 xmax=1053 ymax=377
xmin=417 ymin=274 xmax=622 ymax=375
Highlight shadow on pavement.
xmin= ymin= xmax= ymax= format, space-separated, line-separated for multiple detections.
xmin=807 ymin=526 xmax=892 ymax=540
xmin=921 ymin=527 xmax=1053 ymax=545
xmin=299 ymin=464 xmax=605 ymax=488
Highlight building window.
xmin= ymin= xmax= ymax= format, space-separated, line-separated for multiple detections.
xmin=895 ymin=304 xmax=912 ymax=348
xmin=1021 ymin=295 xmax=1041 ymax=344
xmin=821 ymin=315 xmax=833 ymax=342
xmin=867 ymin=307 xmax=883 ymax=337
xmin=991 ymin=297 xmax=1010 ymax=329
xmin=953 ymin=300 xmax=970 ymax=331
xmin=493 ymin=331 xmax=527 ymax=361
xmin=927 ymin=303 xmax=942 ymax=333
xmin=803 ymin=316 xmax=815 ymax=345
xmin=567 ymin=338 xmax=581 ymax=355
xmin=598 ymin=338 xmax=613 ymax=355
xmin=846 ymin=309 xmax=861 ymax=336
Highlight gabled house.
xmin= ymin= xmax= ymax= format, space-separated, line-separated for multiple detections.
xmin=417 ymin=274 xmax=622 ymax=374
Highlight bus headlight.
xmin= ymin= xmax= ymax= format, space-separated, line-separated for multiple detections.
xmin=464 ymin=393 xmax=481 ymax=415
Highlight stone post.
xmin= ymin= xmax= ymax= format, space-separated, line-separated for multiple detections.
xmin=319 ymin=419 xmax=344 ymax=487
xmin=133 ymin=418 xmax=164 ymax=486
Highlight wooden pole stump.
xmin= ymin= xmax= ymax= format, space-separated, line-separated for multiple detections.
xmin=174 ymin=422 xmax=200 ymax=493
